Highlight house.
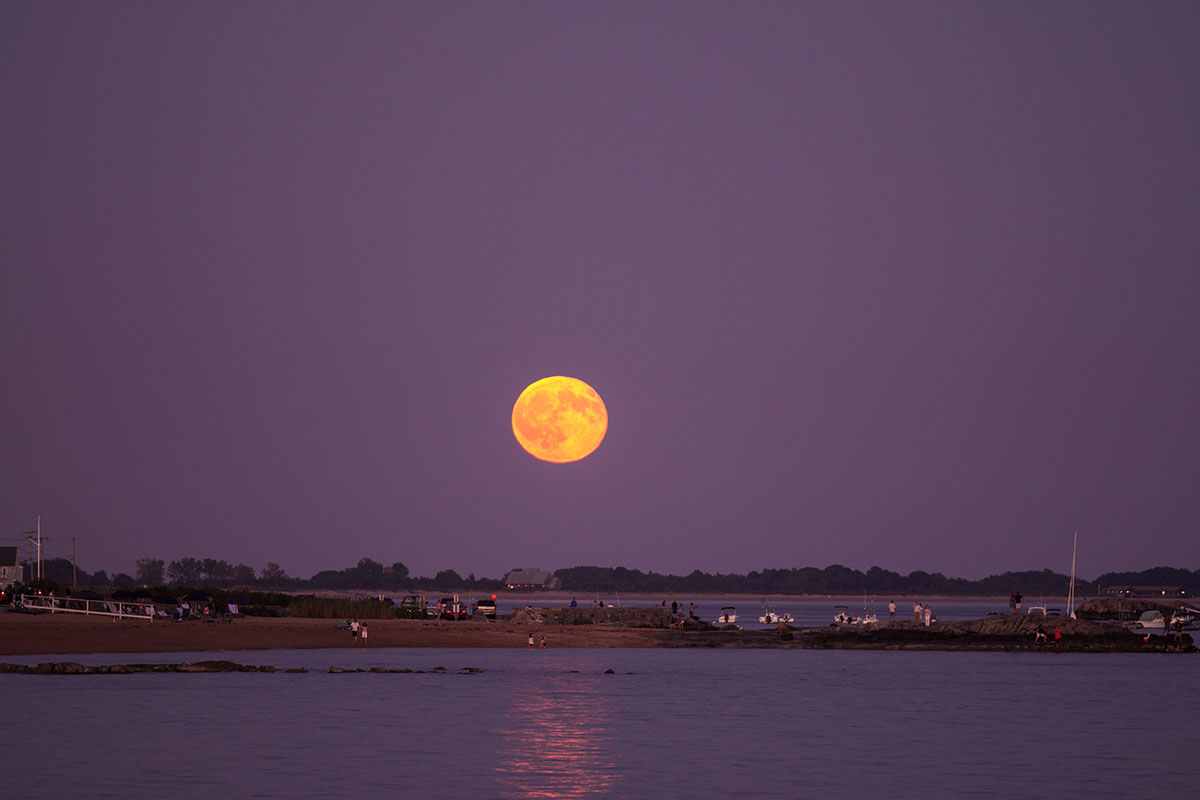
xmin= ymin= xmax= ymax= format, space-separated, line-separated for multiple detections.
xmin=0 ymin=547 xmax=23 ymax=587
xmin=1102 ymin=585 xmax=1188 ymax=598
xmin=504 ymin=568 xmax=561 ymax=590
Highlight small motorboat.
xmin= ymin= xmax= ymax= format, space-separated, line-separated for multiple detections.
xmin=1131 ymin=610 xmax=1166 ymax=629
xmin=759 ymin=606 xmax=794 ymax=624
xmin=715 ymin=606 xmax=738 ymax=625
xmin=834 ymin=605 xmax=879 ymax=625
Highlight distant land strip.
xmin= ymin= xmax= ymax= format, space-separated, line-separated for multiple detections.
xmin=14 ymin=557 xmax=1200 ymax=597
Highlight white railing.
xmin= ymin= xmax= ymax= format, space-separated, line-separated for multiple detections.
xmin=17 ymin=594 xmax=156 ymax=621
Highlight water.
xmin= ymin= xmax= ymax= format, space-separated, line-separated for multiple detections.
xmin=5 ymin=646 xmax=1197 ymax=798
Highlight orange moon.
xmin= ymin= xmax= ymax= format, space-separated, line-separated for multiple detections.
xmin=512 ymin=376 xmax=608 ymax=463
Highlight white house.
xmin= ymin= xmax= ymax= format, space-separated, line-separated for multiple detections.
xmin=0 ymin=547 xmax=23 ymax=586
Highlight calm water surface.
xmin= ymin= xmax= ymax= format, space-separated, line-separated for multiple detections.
xmin=6 ymin=646 xmax=1198 ymax=798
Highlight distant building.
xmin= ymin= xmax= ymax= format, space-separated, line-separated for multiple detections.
xmin=0 ymin=547 xmax=22 ymax=586
xmin=1102 ymin=585 xmax=1188 ymax=598
xmin=504 ymin=568 xmax=561 ymax=590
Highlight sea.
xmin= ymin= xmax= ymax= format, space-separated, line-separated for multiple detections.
xmin=6 ymin=600 xmax=1198 ymax=798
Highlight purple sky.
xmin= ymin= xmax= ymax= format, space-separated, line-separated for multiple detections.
xmin=3 ymin=3 xmax=1198 ymax=582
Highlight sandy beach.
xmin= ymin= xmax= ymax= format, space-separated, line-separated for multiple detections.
xmin=0 ymin=611 xmax=659 ymax=656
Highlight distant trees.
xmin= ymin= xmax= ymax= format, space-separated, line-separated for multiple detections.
xmin=547 ymin=564 xmax=1186 ymax=597
xmin=54 ymin=553 xmax=1200 ymax=597
xmin=167 ymin=557 xmax=203 ymax=586
xmin=259 ymin=562 xmax=289 ymax=586
xmin=135 ymin=558 xmax=165 ymax=586
xmin=433 ymin=569 xmax=463 ymax=589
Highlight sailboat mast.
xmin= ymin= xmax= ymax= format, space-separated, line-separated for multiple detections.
xmin=1067 ymin=530 xmax=1078 ymax=618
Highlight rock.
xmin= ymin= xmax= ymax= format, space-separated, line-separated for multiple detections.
xmin=651 ymin=618 xmax=1195 ymax=653
xmin=519 ymin=605 xmax=679 ymax=628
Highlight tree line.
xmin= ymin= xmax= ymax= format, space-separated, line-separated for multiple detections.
xmin=554 ymin=564 xmax=1199 ymax=596
xmin=12 ymin=556 xmax=1200 ymax=596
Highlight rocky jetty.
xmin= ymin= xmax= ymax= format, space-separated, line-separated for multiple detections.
xmin=0 ymin=660 xmax=486 ymax=675
xmin=512 ymin=605 xmax=682 ymax=628
xmin=653 ymin=616 xmax=1195 ymax=653
xmin=1074 ymin=596 xmax=1198 ymax=621
xmin=0 ymin=660 xmax=276 ymax=674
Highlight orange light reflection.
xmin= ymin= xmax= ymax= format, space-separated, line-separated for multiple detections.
xmin=494 ymin=676 xmax=620 ymax=799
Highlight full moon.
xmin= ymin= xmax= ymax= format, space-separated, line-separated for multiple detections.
xmin=512 ymin=376 xmax=608 ymax=463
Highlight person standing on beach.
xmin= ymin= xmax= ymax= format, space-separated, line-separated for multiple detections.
xmin=923 ymin=605 xmax=932 ymax=626
xmin=360 ymin=623 xmax=368 ymax=645
xmin=888 ymin=601 xmax=896 ymax=621
xmin=913 ymin=602 xmax=922 ymax=625
xmin=527 ymin=633 xmax=535 ymax=648
xmin=1054 ymin=626 xmax=1062 ymax=650
xmin=539 ymin=633 xmax=546 ymax=649
xmin=350 ymin=619 xmax=359 ymax=640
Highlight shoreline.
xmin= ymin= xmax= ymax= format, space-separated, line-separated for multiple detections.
xmin=0 ymin=612 xmax=659 ymax=656
xmin=3 ymin=608 xmax=1193 ymax=656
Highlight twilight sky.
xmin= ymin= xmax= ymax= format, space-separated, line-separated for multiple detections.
xmin=3 ymin=2 xmax=1198 ymax=582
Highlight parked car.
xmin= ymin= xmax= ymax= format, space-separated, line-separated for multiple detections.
xmin=397 ymin=595 xmax=428 ymax=619
xmin=437 ymin=595 xmax=469 ymax=621
xmin=474 ymin=596 xmax=497 ymax=620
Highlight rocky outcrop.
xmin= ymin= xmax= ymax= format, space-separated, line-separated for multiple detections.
xmin=1074 ymin=597 xmax=1198 ymax=621
xmin=512 ymin=605 xmax=691 ymax=629
xmin=652 ymin=618 xmax=1195 ymax=653
xmin=0 ymin=661 xmax=485 ymax=675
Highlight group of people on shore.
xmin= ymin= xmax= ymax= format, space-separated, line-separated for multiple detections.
xmin=346 ymin=619 xmax=368 ymax=644
xmin=667 ymin=600 xmax=698 ymax=629
xmin=1034 ymin=626 xmax=1063 ymax=649
xmin=908 ymin=601 xmax=934 ymax=626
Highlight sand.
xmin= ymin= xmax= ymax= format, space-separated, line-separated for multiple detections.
xmin=0 ymin=611 xmax=659 ymax=656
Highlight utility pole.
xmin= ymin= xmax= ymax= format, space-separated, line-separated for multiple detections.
xmin=22 ymin=528 xmax=38 ymax=584
xmin=71 ymin=536 xmax=83 ymax=588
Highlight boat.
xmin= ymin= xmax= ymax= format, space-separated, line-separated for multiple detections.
xmin=833 ymin=604 xmax=879 ymax=625
xmin=1169 ymin=611 xmax=1195 ymax=627
xmin=715 ymin=607 xmax=738 ymax=626
xmin=1131 ymin=610 xmax=1166 ymax=630
xmin=758 ymin=606 xmax=794 ymax=624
